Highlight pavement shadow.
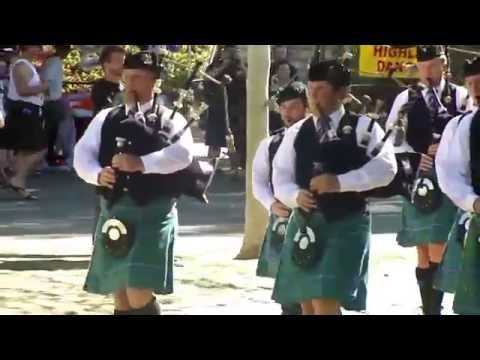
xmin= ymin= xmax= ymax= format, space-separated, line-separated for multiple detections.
xmin=0 ymin=172 xmax=247 ymax=237
xmin=0 ymin=172 xmax=404 ymax=238
xmin=0 ymin=259 xmax=90 ymax=271
xmin=0 ymin=254 xmax=88 ymax=259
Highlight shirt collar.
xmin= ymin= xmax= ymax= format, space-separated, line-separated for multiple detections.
xmin=125 ymin=98 xmax=154 ymax=115
xmin=420 ymin=77 xmax=446 ymax=95
xmin=313 ymin=104 xmax=346 ymax=131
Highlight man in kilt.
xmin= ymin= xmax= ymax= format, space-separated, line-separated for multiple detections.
xmin=271 ymin=59 xmax=397 ymax=315
xmin=435 ymin=57 xmax=480 ymax=315
xmin=253 ymin=82 xmax=308 ymax=315
xmin=386 ymin=46 xmax=469 ymax=314
xmin=74 ymin=51 xmax=194 ymax=315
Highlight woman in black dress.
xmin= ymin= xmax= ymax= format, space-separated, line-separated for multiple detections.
xmin=3 ymin=45 xmax=49 ymax=200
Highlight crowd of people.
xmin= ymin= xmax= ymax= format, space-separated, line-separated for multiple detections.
xmin=0 ymin=44 xmax=304 ymax=201
xmin=0 ymin=45 xmax=139 ymax=200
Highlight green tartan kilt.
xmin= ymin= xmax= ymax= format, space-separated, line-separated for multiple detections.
xmin=396 ymin=194 xmax=457 ymax=247
xmin=434 ymin=210 xmax=466 ymax=293
xmin=256 ymin=213 xmax=290 ymax=279
xmin=272 ymin=209 xmax=371 ymax=310
xmin=453 ymin=214 xmax=480 ymax=315
xmin=84 ymin=195 xmax=178 ymax=296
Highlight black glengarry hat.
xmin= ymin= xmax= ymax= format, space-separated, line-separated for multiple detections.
xmin=308 ymin=59 xmax=351 ymax=88
xmin=277 ymin=81 xmax=307 ymax=105
xmin=124 ymin=51 xmax=163 ymax=78
xmin=463 ymin=57 xmax=480 ymax=77
xmin=416 ymin=45 xmax=444 ymax=62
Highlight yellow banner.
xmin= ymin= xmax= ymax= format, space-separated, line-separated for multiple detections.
xmin=359 ymin=45 xmax=418 ymax=79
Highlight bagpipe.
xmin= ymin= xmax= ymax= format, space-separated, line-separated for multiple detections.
xmin=140 ymin=61 xmax=217 ymax=204
xmin=160 ymin=61 xmax=217 ymax=204
xmin=108 ymin=60 xmax=218 ymax=209
xmin=362 ymin=83 xmax=443 ymax=208
xmin=361 ymin=81 xmax=423 ymax=200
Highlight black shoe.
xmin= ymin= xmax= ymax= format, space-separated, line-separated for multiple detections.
xmin=281 ymin=303 xmax=302 ymax=315
xmin=6 ymin=183 xmax=38 ymax=201
xmin=429 ymin=262 xmax=444 ymax=315
xmin=416 ymin=267 xmax=433 ymax=315
xmin=127 ymin=297 xmax=161 ymax=315
xmin=113 ymin=309 xmax=129 ymax=315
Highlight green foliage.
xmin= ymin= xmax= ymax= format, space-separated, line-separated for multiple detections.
xmin=63 ymin=49 xmax=102 ymax=93
xmin=63 ymin=45 xmax=213 ymax=94
xmin=158 ymin=45 xmax=212 ymax=94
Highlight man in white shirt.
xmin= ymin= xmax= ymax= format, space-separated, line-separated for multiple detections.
xmin=434 ymin=57 xmax=480 ymax=315
xmin=253 ymin=82 xmax=307 ymax=315
xmin=386 ymin=45 xmax=470 ymax=315
xmin=271 ymin=60 xmax=397 ymax=315
xmin=74 ymin=51 xmax=194 ymax=315
xmin=433 ymin=56 xmax=479 ymax=305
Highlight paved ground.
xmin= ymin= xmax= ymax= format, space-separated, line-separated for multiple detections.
xmin=0 ymin=165 xmax=455 ymax=315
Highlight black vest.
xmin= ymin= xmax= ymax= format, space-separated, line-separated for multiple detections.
xmin=294 ymin=113 xmax=370 ymax=222
xmin=267 ymin=127 xmax=286 ymax=192
xmin=97 ymin=105 xmax=184 ymax=206
xmin=406 ymin=83 xmax=461 ymax=153
xmin=470 ymin=110 xmax=480 ymax=196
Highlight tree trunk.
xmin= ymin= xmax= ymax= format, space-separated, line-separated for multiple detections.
xmin=235 ymin=45 xmax=270 ymax=260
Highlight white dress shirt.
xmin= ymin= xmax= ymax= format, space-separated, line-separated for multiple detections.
xmin=272 ymin=105 xmax=397 ymax=209
xmin=0 ymin=92 xmax=4 ymax=119
xmin=74 ymin=100 xmax=194 ymax=186
xmin=435 ymin=108 xmax=473 ymax=198
xmin=386 ymin=78 xmax=471 ymax=153
xmin=437 ymin=108 xmax=480 ymax=212
xmin=252 ymin=136 xmax=276 ymax=211
xmin=0 ymin=94 xmax=4 ymax=128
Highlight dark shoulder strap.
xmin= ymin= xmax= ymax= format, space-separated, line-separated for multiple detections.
xmin=267 ymin=128 xmax=286 ymax=190
xmin=470 ymin=111 xmax=480 ymax=195
xmin=268 ymin=128 xmax=285 ymax=166
xmin=408 ymin=86 xmax=422 ymax=103
xmin=294 ymin=115 xmax=315 ymax=149
xmin=102 ymin=105 xmax=125 ymax=127
xmin=458 ymin=110 xmax=472 ymax=125
xmin=337 ymin=112 xmax=360 ymax=143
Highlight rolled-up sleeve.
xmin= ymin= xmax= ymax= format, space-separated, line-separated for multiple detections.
xmin=141 ymin=112 xmax=194 ymax=174
xmin=252 ymin=138 xmax=275 ymax=211
xmin=73 ymin=108 xmax=111 ymax=186
xmin=440 ymin=114 xmax=478 ymax=212
xmin=436 ymin=116 xmax=460 ymax=196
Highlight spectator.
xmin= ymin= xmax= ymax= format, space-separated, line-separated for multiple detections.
xmin=204 ymin=45 xmax=247 ymax=172
xmin=203 ymin=51 xmax=227 ymax=157
xmin=0 ymin=57 xmax=10 ymax=183
xmin=270 ymin=60 xmax=294 ymax=92
xmin=270 ymin=45 xmax=297 ymax=81
xmin=0 ymin=50 xmax=15 ymax=184
xmin=91 ymin=45 xmax=126 ymax=116
xmin=269 ymin=60 xmax=296 ymax=133
xmin=3 ymin=45 xmax=49 ymax=200
xmin=41 ymin=45 xmax=72 ymax=166
xmin=88 ymin=45 xmax=125 ymax=245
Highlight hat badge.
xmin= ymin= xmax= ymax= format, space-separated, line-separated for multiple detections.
xmin=142 ymin=53 xmax=153 ymax=65
xmin=342 ymin=125 xmax=353 ymax=135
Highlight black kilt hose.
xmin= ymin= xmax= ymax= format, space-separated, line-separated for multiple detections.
xmin=3 ymin=99 xmax=46 ymax=152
